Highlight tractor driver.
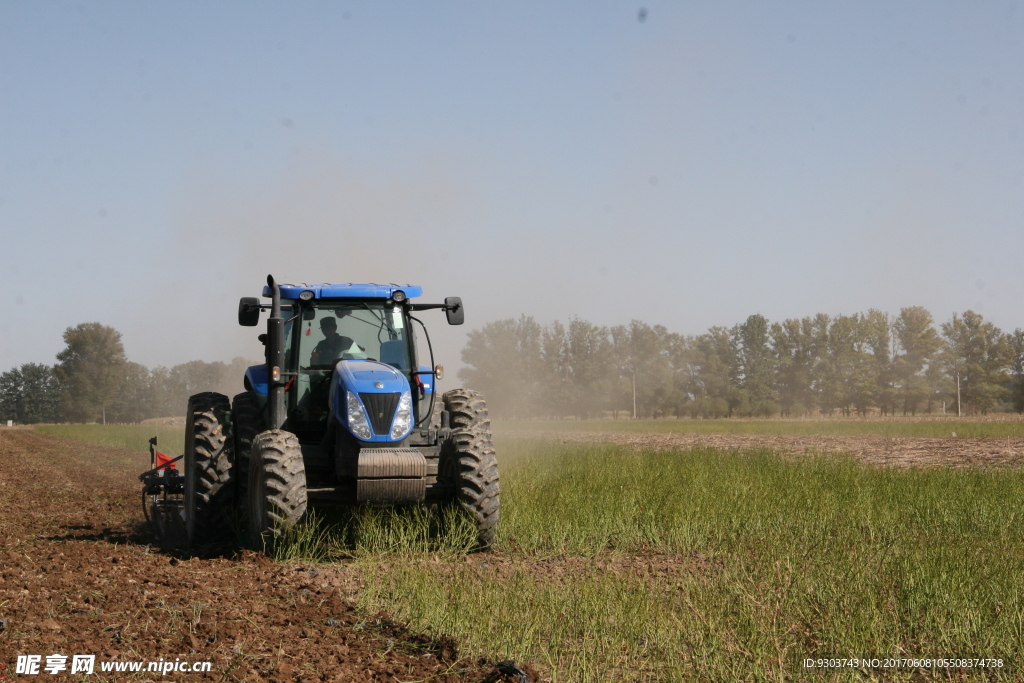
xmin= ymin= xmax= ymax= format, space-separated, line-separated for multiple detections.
xmin=310 ymin=315 xmax=358 ymax=367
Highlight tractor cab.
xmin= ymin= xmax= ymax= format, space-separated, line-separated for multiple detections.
xmin=238 ymin=281 xmax=461 ymax=447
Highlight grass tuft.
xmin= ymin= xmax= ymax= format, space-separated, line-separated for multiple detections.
xmin=270 ymin=504 xmax=481 ymax=562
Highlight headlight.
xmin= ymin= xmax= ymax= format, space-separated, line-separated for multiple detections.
xmin=389 ymin=391 xmax=413 ymax=440
xmin=346 ymin=391 xmax=372 ymax=440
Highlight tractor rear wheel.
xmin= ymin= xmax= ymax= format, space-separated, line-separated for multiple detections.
xmin=183 ymin=392 xmax=234 ymax=546
xmin=440 ymin=389 xmax=500 ymax=550
xmin=231 ymin=391 xmax=264 ymax=515
xmin=247 ymin=429 xmax=307 ymax=552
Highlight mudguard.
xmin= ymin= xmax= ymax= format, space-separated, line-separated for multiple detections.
xmin=244 ymin=364 xmax=269 ymax=396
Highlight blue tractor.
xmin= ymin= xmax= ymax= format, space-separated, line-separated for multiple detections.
xmin=182 ymin=275 xmax=499 ymax=551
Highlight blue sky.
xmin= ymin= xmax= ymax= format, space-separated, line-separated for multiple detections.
xmin=1 ymin=1 xmax=1022 ymax=378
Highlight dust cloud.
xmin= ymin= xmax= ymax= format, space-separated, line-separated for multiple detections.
xmin=120 ymin=148 xmax=477 ymax=390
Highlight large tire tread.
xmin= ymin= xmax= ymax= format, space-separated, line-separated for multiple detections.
xmin=442 ymin=388 xmax=500 ymax=550
xmin=248 ymin=429 xmax=307 ymax=551
xmin=185 ymin=392 xmax=234 ymax=545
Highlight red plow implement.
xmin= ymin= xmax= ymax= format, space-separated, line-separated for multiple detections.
xmin=139 ymin=436 xmax=185 ymax=544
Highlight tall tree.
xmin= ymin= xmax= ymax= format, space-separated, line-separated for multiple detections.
xmin=940 ymin=311 xmax=1011 ymax=415
xmin=53 ymin=323 xmax=128 ymax=422
xmin=771 ymin=318 xmax=817 ymax=416
xmin=459 ymin=315 xmax=543 ymax=418
xmin=892 ymin=306 xmax=942 ymax=415
xmin=107 ymin=362 xmax=156 ymax=424
xmin=734 ymin=314 xmax=776 ymax=416
xmin=0 ymin=368 xmax=16 ymax=423
xmin=563 ymin=318 xmax=612 ymax=419
xmin=664 ymin=332 xmax=696 ymax=418
xmin=690 ymin=327 xmax=736 ymax=418
xmin=860 ymin=309 xmax=894 ymax=415
xmin=818 ymin=314 xmax=860 ymax=415
xmin=608 ymin=325 xmax=635 ymax=418
xmin=1009 ymin=329 xmax=1024 ymax=413
xmin=539 ymin=320 xmax=571 ymax=418
xmin=624 ymin=321 xmax=674 ymax=418
xmin=805 ymin=313 xmax=832 ymax=413
xmin=0 ymin=363 xmax=61 ymax=424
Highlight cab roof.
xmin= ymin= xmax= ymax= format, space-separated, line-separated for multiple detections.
xmin=263 ymin=283 xmax=423 ymax=300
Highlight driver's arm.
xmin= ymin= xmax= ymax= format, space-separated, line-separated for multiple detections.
xmin=310 ymin=342 xmax=324 ymax=365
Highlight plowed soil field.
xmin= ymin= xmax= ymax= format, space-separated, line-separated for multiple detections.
xmin=542 ymin=430 xmax=1024 ymax=468
xmin=0 ymin=429 xmax=533 ymax=682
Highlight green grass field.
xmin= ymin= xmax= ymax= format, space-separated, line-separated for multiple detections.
xmin=35 ymin=423 xmax=185 ymax=454
xmin=495 ymin=417 xmax=1024 ymax=439
xmin=38 ymin=423 xmax=1024 ymax=680
xmin=343 ymin=439 xmax=1024 ymax=681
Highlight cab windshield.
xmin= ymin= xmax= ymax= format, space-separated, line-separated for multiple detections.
xmin=296 ymin=302 xmax=410 ymax=371
xmin=286 ymin=301 xmax=412 ymax=436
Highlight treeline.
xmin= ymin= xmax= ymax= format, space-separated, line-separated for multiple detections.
xmin=458 ymin=308 xmax=1024 ymax=419
xmin=0 ymin=323 xmax=254 ymax=424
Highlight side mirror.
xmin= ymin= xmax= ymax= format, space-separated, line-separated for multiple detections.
xmin=445 ymin=297 xmax=464 ymax=326
xmin=239 ymin=297 xmax=261 ymax=326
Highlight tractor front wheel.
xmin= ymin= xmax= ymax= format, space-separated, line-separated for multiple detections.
xmin=183 ymin=392 xmax=234 ymax=546
xmin=247 ymin=429 xmax=307 ymax=552
xmin=440 ymin=389 xmax=500 ymax=550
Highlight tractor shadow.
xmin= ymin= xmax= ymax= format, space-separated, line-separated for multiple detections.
xmin=43 ymin=525 xmax=135 ymax=545
xmin=42 ymin=519 xmax=244 ymax=561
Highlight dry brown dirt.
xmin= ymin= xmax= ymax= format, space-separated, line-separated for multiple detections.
xmin=0 ymin=429 xmax=538 ymax=682
xmin=540 ymin=431 xmax=1024 ymax=469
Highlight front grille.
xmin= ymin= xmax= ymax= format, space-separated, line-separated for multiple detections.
xmin=359 ymin=392 xmax=400 ymax=436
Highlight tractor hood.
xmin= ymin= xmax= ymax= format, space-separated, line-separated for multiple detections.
xmin=329 ymin=360 xmax=414 ymax=443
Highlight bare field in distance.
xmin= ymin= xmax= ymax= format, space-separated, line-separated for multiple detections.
xmin=493 ymin=416 xmax=1024 ymax=470
xmin=494 ymin=415 xmax=1024 ymax=439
